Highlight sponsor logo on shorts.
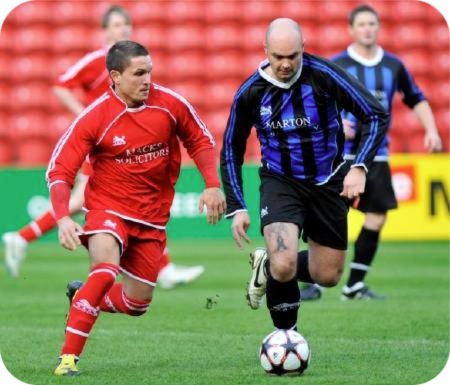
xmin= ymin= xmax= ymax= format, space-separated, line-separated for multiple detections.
xmin=261 ymin=206 xmax=269 ymax=218
xmin=103 ymin=219 xmax=117 ymax=230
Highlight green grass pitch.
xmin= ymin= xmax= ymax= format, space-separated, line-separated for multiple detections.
xmin=0 ymin=240 xmax=448 ymax=385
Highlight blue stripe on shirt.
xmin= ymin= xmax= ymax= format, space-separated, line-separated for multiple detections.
xmin=224 ymin=72 xmax=260 ymax=208
xmin=303 ymin=58 xmax=379 ymax=164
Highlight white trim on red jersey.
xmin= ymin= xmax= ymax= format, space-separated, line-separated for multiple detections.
xmin=119 ymin=267 xmax=157 ymax=287
xmin=145 ymin=106 xmax=177 ymax=124
xmin=46 ymin=93 xmax=110 ymax=183
xmin=153 ymin=83 xmax=215 ymax=146
xmin=58 ymin=48 xmax=108 ymax=83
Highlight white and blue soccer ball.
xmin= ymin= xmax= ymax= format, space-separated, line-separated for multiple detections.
xmin=259 ymin=329 xmax=310 ymax=376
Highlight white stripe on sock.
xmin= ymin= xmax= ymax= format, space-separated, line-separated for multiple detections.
xmin=351 ymin=263 xmax=370 ymax=271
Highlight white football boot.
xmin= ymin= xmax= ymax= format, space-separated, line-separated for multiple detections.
xmin=2 ymin=232 xmax=28 ymax=277
xmin=246 ymin=247 xmax=268 ymax=310
xmin=157 ymin=263 xmax=205 ymax=289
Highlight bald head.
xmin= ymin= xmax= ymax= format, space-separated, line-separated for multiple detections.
xmin=265 ymin=18 xmax=303 ymax=49
xmin=264 ymin=18 xmax=304 ymax=83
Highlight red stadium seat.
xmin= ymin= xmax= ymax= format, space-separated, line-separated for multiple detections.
xmin=206 ymin=51 xmax=247 ymax=80
xmin=243 ymin=52 xmax=265 ymax=77
xmin=47 ymin=113 xmax=74 ymax=141
xmin=389 ymin=1 xmax=429 ymax=21
xmin=166 ymin=24 xmax=206 ymax=51
xmin=241 ymin=23 xmax=267 ymax=50
xmin=393 ymin=109 xmax=422 ymax=135
xmin=428 ymin=24 xmax=449 ymax=51
xmin=427 ymin=81 xmax=449 ymax=109
xmin=51 ymin=1 xmax=94 ymax=25
xmin=241 ymin=1 xmax=284 ymax=22
xmin=16 ymin=139 xmax=53 ymax=166
xmin=9 ymin=82 xmax=53 ymax=111
xmin=10 ymin=25 xmax=53 ymax=53
xmin=429 ymin=51 xmax=449 ymax=80
xmin=51 ymin=25 xmax=97 ymax=53
xmin=10 ymin=53 xmax=53 ymax=82
xmin=300 ymin=21 xmax=325 ymax=53
xmin=206 ymin=80 xmax=242 ymax=109
xmin=203 ymin=109 xmax=230 ymax=135
xmin=206 ymin=24 xmax=244 ymax=50
xmin=126 ymin=1 xmax=168 ymax=24
xmin=406 ymin=131 xmax=428 ymax=153
xmin=279 ymin=1 xmax=318 ymax=23
xmin=6 ymin=1 xmax=53 ymax=25
xmin=0 ymin=52 xmax=10 ymax=82
xmin=133 ymin=24 xmax=168 ymax=51
xmin=388 ymin=130 xmax=407 ymax=153
xmin=426 ymin=3 xmax=447 ymax=23
xmin=166 ymin=1 xmax=204 ymax=22
xmin=167 ymin=80 xmax=206 ymax=110
xmin=0 ymin=25 xmax=14 ymax=52
xmin=317 ymin=24 xmax=349 ymax=51
xmin=317 ymin=1 xmax=356 ymax=23
xmin=166 ymin=51 xmax=206 ymax=81
xmin=0 ymin=82 xmax=12 ymax=111
xmin=390 ymin=24 xmax=428 ymax=50
xmin=0 ymin=139 xmax=14 ymax=165
xmin=400 ymin=50 xmax=429 ymax=78
xmin=9 ymin=112 xmax=49 ymax=139
xmin=204 ymin=1 xmax=242 ymax=23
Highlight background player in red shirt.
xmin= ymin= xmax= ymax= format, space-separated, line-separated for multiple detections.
xmin=50 ymin=40 xmax=225 ymax=376
xmin=2 ymin=5 xmax=205 ymax=288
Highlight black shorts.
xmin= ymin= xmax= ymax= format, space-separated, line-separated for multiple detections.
xmin=352 ymin=161 xmax=398 ymax=213
xmin=259 ymin=166 xmax=350 ymax=250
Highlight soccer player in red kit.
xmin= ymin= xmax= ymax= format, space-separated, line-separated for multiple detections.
xmin=2 ymin=5 xmax=205 ymax=288
xmin=50 ymin=40 xmax=225 ymax=376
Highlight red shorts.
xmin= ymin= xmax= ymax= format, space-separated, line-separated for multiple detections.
xmin=80 ymin=210 xmax=166 ymax=287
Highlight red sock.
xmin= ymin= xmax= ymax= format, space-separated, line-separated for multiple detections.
xmin=62 ymin=263 xmax=119 ymax=357
xmin=18 ymin=211 xmax=57 ymax=242
xmin=100 ymin=283 xmax=150 ymax=316
xmin=158 ymin=246 xmax=170 ymax=272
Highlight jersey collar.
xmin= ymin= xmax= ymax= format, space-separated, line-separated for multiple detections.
xmin=258 ymin=59 xmax=303 ymax=89
xmin=347 ymin=45 xmax=384 ymax=67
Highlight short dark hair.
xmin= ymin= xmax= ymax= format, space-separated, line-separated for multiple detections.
xmin=101 ymin=5 xmax=131 ymax=29
xmin=106 ymin=40 xmax=149 ymax=73
xmin=348 ymin=5 xmax=380 ymax=25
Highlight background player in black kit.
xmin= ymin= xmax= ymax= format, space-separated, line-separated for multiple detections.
xmin=220 ymin=18 xmax=389 ymax=333
xmin=301 ymin=5 xmax=442 ymax=301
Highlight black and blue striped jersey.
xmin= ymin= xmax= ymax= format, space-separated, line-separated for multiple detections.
xmin=332 ymin=46 xmax=425 ymax=160
xmin=220 ymin=52 xmax=389 ymax=216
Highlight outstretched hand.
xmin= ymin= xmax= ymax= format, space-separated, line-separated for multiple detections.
xmin=57 ymin=216 xmax=83 ymax=251
xmin=199 ymin=187 xmax=226 ymax=224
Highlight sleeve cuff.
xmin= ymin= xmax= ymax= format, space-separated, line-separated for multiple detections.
xmin=350 ymin=163 xmax=368 ymax=173
xmin=224 ymin=209 xmax=248 ymax=219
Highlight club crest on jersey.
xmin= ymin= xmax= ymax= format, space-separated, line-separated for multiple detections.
xmin=113 ymin=135 xmax=126 ymax=146
xmin=260 ymin=106 xmax=272 ymax=116
xmin=103 ymin=219 xmax=117 ymax=229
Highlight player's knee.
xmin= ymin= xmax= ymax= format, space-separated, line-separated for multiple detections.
xmin=313 ymin=266 xmax=343 ymax=287
xmin=269 ymin=256 xmax=297 ymax=282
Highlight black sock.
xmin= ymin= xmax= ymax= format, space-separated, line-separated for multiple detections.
xmin=296 ymin=250 xmax=315 ymax=284
xmin=346 ymin=227 xmax=380 ymax=287
xmin=266 ymin=272 xmax=300 ymax=330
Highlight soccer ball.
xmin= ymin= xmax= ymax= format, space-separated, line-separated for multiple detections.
xmin=259 ymin=329 xmax=310 ymax=376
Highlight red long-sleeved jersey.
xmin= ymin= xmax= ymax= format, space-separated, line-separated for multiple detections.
xmin=55 ymin=47 xmax=110 ymax=104
xmin=47 ymin=84 xmax=217 ymax=229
